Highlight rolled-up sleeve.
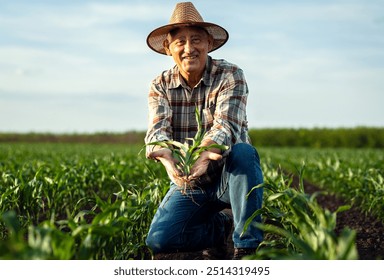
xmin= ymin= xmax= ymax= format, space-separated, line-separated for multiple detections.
xmin=144 ymin=80 xmax=173 ymax=155
xmin=204 ymin=68 xmax=248 ymax=146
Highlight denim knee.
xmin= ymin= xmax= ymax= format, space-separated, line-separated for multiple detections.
xmin=228 ymin=143 xmax=261 ymax=169
xmin=145 ymin=229 xmax=171 ymax=254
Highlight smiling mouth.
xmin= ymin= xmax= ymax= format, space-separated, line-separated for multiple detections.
xmin=183 ymin=55 xmax=198 ymax=61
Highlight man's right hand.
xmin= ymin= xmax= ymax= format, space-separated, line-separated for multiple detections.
xmin=147 ymin=148 xmax=185 ymax=186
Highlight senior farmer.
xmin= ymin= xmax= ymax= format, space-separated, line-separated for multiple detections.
xmin=144 ymin=2 xmax=264 ymax=260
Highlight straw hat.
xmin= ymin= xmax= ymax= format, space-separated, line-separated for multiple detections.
xmin=147 ymin=2 xmax=229 ymax=55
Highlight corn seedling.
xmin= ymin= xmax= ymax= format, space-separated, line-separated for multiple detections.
xmin=144 ymin=107 xmax=228 ymax=194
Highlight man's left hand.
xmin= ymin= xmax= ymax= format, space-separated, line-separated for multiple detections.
xmin=188 ymin=151 xmax=222 ymax=180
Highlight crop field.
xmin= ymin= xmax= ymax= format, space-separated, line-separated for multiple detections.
xmin=0 ymin=143 xmax=383 ymax=260
xmin=260 ymin=148 xmax=384 ymax=220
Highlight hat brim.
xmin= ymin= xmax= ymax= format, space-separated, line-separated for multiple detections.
xmin=147 ymin=22 xmax=229 ymax=55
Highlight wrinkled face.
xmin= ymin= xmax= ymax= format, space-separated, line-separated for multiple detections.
xmin=164 ymin=26 xmax=213 ymax=81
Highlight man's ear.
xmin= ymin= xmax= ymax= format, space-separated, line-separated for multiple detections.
xmin=163 ymin=39 xmax=172 ymax=55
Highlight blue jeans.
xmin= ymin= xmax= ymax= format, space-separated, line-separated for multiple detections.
xmin=146 ymin=143 xmax=264 ymax=254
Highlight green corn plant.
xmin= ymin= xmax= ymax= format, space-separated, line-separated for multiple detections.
xmin=243 ymin=164 xmax=358 ymax=260
xmin=144 ymin=107 xmax=228 ymax=193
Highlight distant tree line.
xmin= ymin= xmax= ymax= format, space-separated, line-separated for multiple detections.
xmin=248 ymin=127 xmax=384 ymax=148
xmin=1 ymin=127 xmax=383 ymax=148
xmin=0 ymin=132 xmax=146 ymax=144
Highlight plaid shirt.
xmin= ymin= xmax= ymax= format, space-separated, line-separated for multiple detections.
xmin=145 ymin=56 xmax=251 ymax=184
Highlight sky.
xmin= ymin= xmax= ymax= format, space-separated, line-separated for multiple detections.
xmin=0 ymin=0 xmax=383 ymax=133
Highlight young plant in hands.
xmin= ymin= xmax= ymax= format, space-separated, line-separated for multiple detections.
xmin=145 ymin=107 xmax=228 ymax=194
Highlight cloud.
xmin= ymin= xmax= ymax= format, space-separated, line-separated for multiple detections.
xmin=0 ymin=1 xmax=176 ymax=98
xmin=0 ymin=0 xmax=383 ymax=132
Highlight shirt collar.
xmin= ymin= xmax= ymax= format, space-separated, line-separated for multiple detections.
xmin=168 ymin=56 xmax=213 ymax=89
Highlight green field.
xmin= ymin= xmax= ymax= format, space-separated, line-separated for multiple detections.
xmin=260 ymin=147 xmax=384 ymax=220
xmin=1 ymin=143 xmax=383 ymax=259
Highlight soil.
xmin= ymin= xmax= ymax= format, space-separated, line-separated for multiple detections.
xmin=149 ymin=177 xmax=384 ymax=260
xmin=302 ymin=179 xmax=384 ymax=260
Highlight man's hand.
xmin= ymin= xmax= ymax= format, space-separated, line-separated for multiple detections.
xmin=147 ymin=148 xmax=185 ymax=186
xmin=188 ymin=150 xmax=222 ymax=180
xmin=188 ymin=138 xmax=223 ymax=181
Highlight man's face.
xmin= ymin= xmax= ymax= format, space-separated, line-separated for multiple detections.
xmin=164 ymin=26 xmax=212 ymax=80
